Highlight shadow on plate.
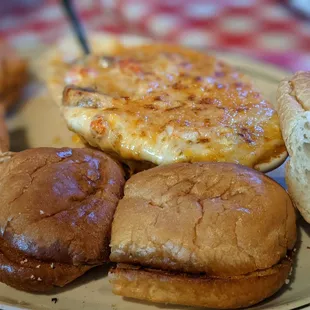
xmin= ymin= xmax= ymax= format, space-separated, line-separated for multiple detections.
xmin=37 ymin=264 xmax=110 ymax=296
xmin=9 ymin=128 xmax=29 ymax=151
xmin=299 ymin=217 xmax=310 ymax=238
xmin=292 ymin=303 xmax=310 ymax=310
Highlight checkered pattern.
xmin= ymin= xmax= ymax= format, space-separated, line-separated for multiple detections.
xmin=1 ymin=0 xmax=310 ymax=72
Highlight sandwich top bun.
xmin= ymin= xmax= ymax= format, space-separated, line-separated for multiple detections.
xmin=276 ymin=71 xmax=310 ymax=222
xmin=110 ymin=162 xmax=296 ymax=277
xmin=0 ymin=147 xmax=125 ymax=292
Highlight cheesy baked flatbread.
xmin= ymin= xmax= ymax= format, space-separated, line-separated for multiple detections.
xmin=46 ymin=42 xmax=286 ymax=171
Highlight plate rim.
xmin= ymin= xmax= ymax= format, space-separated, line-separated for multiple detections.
xmin=1 ymin=33 xmax=307 ymax=310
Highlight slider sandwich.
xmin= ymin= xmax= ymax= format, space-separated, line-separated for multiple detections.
xmin=109 ymin=162 xmax=296 ymax=308
xmin=0 ymin=147 xmax=125 ymax=292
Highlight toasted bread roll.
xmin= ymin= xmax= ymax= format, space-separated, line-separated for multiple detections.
xmin=276 ymin=71 xmax=310 ymax=222
xmin=0 ymin=147 xmax=125 ymax=292
xmin=109 ymin=162 xmax=296 ymax=308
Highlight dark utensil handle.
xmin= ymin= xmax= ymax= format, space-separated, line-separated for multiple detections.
xmin=61 ymin=0 xmax=91 ymax=54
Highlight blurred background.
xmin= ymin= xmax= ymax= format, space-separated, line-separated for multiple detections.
xmin=0 ymin=0 xmax=310 ymax=71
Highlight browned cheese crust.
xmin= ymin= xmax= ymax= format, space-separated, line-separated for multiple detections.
xmin=0 ymin=147 xmax=125 ymax=292
xmin=58 ymin=44 xmax=286 ymax=171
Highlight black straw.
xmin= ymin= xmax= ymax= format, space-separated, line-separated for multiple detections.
xmin=61 ymin=0 xmax=91 ymax=55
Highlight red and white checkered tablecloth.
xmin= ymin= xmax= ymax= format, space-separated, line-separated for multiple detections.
xmin=1 ymin=0 xmax=310 ymax=72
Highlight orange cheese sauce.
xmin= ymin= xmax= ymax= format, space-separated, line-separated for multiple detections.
xmin=62 ymin=44 xmax=286 ymax=168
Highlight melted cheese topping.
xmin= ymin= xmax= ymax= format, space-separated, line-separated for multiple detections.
xmin=61 ymin=44 xmax=285 ymax=168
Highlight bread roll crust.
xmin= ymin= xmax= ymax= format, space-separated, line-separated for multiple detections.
xmin=110 ymin=162 xmax=296 ymax=277
xmin=0 ymin=147 xmax=125 ymax=291
xmin=276 ymin=71 xmax=310 ymax=222
xmin=109 ymin=258 xmax=292 ymax=309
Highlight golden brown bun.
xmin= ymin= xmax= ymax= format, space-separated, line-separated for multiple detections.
xmin=0 ymin=147 xmax=125 ymax=292
xmin=276 ymin=71 xmax=310 ymax=222
xmin=110 ymin=162 xmax=296 ymax=277
xmin=0 ymin=105 xmax=9 ymax=152
xmin=109 ymin=259 xmax=292 ymax=309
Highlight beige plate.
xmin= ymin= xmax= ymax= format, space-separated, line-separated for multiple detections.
xmin=2 ymin=35 xmax=310 ymax=310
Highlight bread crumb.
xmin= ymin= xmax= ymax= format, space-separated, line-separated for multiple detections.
xmin=293 ymin=248 xmax=297 ymax=252
xmin=40 ymin=210 xmax=44 ymax=215
xmin=37 ymin=277 xmax=42 ymax=281
xmin=30 ymin=275 xmax=35 ymax=280
xmin=285 ymin=279 xmax=290 ymax=285
xmin=36 ymin=265 xmax=41 ymax=268
xmin=51 ymin=263 xmax=55 ymax=269
xmin=20 ymin=259 xmax=28 ymax=264
xmin=289 ymin=267 xmax=293 ymax=276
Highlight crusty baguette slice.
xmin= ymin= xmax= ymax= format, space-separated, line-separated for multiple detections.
xmin=276 ymin=71 xmax=310 ymax=222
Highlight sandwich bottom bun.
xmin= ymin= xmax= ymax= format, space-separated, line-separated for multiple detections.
xmin=109 ymin=258 xmax=292 ymax=309
xmin=0 ymin=147 xmax=125 ymax=292
xmin=0 ymin=237 xmax=91 ymax=292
